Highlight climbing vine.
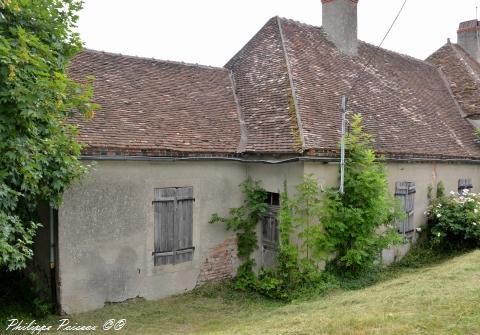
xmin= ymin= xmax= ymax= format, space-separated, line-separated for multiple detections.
xmin=212 ymin=115 xmax=403 ymax=295
xmin=209 ymin=177 xmax=267 ymax=289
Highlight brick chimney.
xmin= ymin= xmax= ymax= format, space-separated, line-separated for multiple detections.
xmin=322 ymin=0 xmax=359 ymax=56
xmin=457 ymin=20 xmax=480 ymax=63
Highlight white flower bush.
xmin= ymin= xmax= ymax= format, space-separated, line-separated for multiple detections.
xmin=426 ymin=189 xmax=480 ymax=249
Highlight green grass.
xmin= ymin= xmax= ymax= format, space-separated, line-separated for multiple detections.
xmin=4 ymin=250 xmax=480 ymax=334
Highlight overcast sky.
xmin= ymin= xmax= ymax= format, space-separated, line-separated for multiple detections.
xmin=78 ymin=0 xmax=480 ymax=67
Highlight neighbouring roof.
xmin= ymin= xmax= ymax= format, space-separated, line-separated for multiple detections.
xmin=68 ymin=50 xmax=242 ymax=156
xmin=427 ymin=42 xmax=480 ymax=119
xmin=69 ymin=17 xmax=480 ymax=160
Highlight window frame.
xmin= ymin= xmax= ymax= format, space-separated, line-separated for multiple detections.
xmin=458 ymin=178 xmax=473 ymax=194
xmin=261 ymin=192 xmax=280 ymax=268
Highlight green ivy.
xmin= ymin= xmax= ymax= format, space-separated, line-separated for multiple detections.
xmin=210 ymin=177 xmax=268 ymax=289
xmin=0 ymin=0 xmax=97 ymax=270
xmin=256 ymin=179 xmax=336 ymax=301
xmin=256 ymin=182 xmax=301 ymax=300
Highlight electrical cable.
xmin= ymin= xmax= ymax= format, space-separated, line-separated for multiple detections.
xmin=346 ymin=0 xmax=408 ymax=100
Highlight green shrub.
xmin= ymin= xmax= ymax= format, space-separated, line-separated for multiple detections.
xmin=427 ymin=189 xmax=480 ymax=250
xmin=316 ymin=114 xmax=403 ymax=276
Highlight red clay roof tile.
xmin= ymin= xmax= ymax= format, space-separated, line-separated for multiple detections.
xmin=68 ymin=18 xmax=480 ymax=160
xmin=69 ymin=50 xmax=242 ymax=155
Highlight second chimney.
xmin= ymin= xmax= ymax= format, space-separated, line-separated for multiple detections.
xmin=322 ymin=0 xmax=359 ymax=56
xmin=457 ymin=20 xmax=480 ymax=63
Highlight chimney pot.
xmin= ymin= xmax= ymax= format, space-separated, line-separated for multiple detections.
xmin=322 ymin=0 xmax=359 ymax=56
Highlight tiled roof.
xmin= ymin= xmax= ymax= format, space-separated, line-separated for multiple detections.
xmin=223 ymin=17 xmax=480 ymax=159
xmin=68 ymin=50 xmax=242 ymax=155
xmin=427 ymin=42 xmax=480 ymax=119
xmin=277 ymin=18 xmax=480 ymax=159
xmin=226 ymin=18 xmax=303 ymax=153
xmin=69 ymin=18 xmax=480 ymax=160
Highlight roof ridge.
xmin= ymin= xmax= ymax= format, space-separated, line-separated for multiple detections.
xmin=359 ymin=40 xmax=436 ymax=68
xmin=276 ymin=17 xmax=436 ymax=68
xmin=81 ymin=48 xmax=227 ymax=71
xmin=224 ymin=17 xmax=279 ymax=68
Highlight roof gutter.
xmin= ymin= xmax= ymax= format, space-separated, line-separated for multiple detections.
xmin=80 ymin=155 xmax=480 ymax=165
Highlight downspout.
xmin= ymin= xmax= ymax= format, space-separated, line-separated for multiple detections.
xmin=49 ymin=204 xmax=57 ymax=307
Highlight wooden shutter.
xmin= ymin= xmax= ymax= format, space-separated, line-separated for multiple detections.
xmin=261 ymin=206 xmax=279 ymax=268
xmin=458 ymin=179 xmax=473 ymax=193
xmin=395 ymin=182 xmax=416 ymax=239
xmin=174 ymin=187 xmax=194 ymax=264
xmin=153 ymin=187 xmax=194 ymax=266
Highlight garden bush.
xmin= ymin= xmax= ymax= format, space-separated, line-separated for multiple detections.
xmin=427 ymin=189 xmax=480 ymax=250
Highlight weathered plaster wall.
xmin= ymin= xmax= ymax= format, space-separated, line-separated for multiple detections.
xmin=305 ymin=161 xmax=480 ymax=263
xmin=58 ymin=160 xmax=247 ymax=314
xmin=57 ymin=159 xmax=480 ymax=313
xmin=57 ymin=160 xmax=307 ymax=313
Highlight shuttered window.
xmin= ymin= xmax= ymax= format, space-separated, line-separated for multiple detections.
xmin=458 ymin=179 xmax=473 ymax=193
xmin=262 ymin=192 xmax=280 ymax=268
xmin=153 ymin=187 xmax=194 ymax=266
xmin=395 ymin=182 xmax=416 ymax=240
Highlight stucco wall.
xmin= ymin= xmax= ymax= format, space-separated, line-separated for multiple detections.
xmin=305 ymin=161 xmax=480 ymax=263
xmin=57 ymin=159 xmax=480 ymax=313
xmin=58 ymin=160 xmax=249 ymax=314
xmin=58 ymin=160 xmax=307 ymax=314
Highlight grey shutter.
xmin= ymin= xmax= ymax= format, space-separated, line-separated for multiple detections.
xmin=395 ymin=182 xmax=416 ymax=239
xmin=458 ymin=179 xmax=473 ymax=193
xmin=174 ymin=187 xmax=194 ymax=264
xmin=153 ymin=187 xmax=194 ymax=266
xmin=262 ymin=206 xmax=279 ymax=268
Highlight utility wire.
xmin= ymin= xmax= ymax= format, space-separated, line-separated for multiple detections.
xmin=346 ymin=0 xmax=408 ymax=100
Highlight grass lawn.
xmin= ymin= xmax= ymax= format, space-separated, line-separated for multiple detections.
xmin=4 ymin=250 xmax=479 ymax=334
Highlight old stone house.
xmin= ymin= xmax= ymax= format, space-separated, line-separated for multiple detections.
xmin=33 ymin=0 xmax=480 ymax=314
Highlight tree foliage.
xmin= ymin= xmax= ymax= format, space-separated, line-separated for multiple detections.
xmin=0 ymin=0 xmax=96 ymax=270
xmin=316 ymin=114 xmax=402 ymax=275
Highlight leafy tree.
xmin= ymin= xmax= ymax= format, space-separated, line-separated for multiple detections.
xmin=316 ymin=114 xmax=402 ymax=275
xmin=0 ymin=0 xmax=96 ymax=270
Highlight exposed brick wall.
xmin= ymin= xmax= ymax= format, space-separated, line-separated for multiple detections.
xmin=196 ymin=237 xmax=238 ymax=285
